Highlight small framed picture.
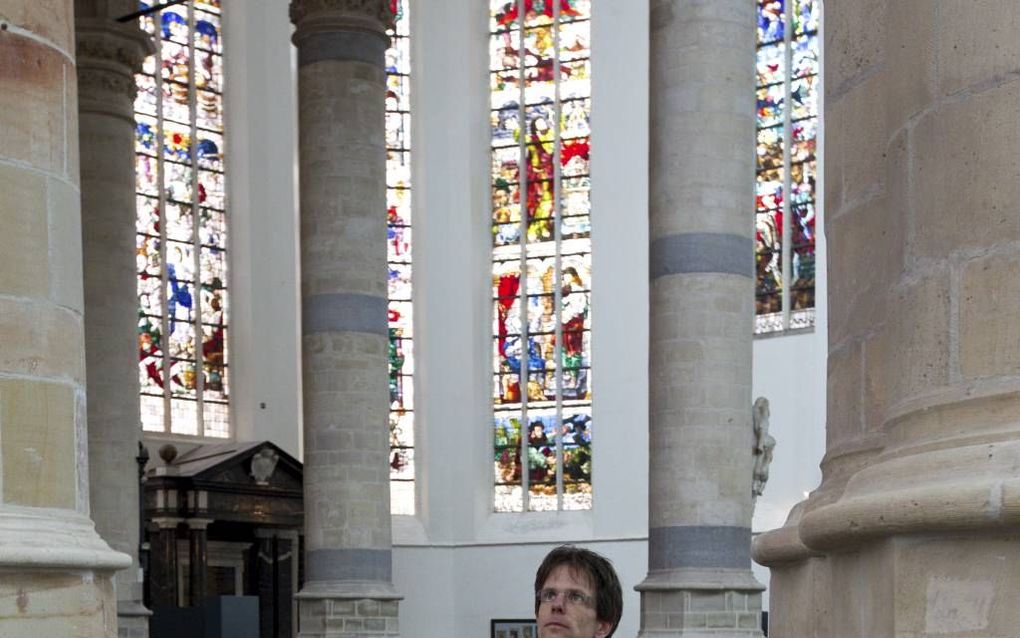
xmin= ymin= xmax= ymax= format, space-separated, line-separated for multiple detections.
xmin=491 ymin=618 xmax=537 ymax=638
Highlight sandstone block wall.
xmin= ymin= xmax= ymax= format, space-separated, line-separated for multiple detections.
xmin=755 ymin=2 xmax=1020 ymax=635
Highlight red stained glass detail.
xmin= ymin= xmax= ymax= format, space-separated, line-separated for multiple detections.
xmin=494 ymin=0 xmax=582 ymax=27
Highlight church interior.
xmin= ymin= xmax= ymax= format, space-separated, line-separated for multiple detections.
xmin=2 ymin=0 xmax=1019 ymax=636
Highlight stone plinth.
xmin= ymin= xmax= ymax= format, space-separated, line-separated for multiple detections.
xmin=755 ymin=2 xmax=1020 ymax=636
xmin=298 ymin=595 xmax=400 ymax=638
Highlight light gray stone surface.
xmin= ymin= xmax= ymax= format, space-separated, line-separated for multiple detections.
xmin=291 ymin=1 xmax=401 ymax=635
xmin=641 ymin=0 xmax=762 ymax=635
xmin=76 ymin=3 xmax=154 ymax=635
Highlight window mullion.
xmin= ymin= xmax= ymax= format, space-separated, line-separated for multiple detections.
xmin=780 ymin=6 xmax=793 ymax=331
xmin=154 ymin=17 xmax=172 ymax=434
xmin=516 ymin=0 xmax=530 ymax=512
xmin=552 ymin=0 xmax=564 ymax=510
xmin=188 ymin=0 xmax=206 ymax=435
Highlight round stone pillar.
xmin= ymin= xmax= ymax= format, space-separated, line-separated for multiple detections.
xmin=75 ymin=2 xmax=154 ymax=635
xmin=0 ymin=1 xmax=130 ymax=635
xmin=639 ymin=1 xmax=763 ymax=636
xmin=755 ymin=2 xmax=1020 ymax=636
xmin=290 ymin=1 xmax=401 ymax=635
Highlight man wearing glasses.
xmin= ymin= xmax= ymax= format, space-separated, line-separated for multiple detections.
xmin=534 ymin=546 xmax=623 ymax=638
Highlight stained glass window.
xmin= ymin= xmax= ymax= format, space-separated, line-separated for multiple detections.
xmin=755 ymin=0 xmax=819 ymax=334
xmin=387 ymin=0 xmax=415 ymax=516
xmin=490 ymin=0 xmax=593 ymax=512
xmin=135 ymin=0 xmax=229 ymax=437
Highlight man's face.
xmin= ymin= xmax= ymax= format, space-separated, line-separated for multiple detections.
xmin=537 ymin=565 xmax=611 ymax=638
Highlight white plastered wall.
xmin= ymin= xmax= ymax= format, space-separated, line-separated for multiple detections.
xmin=220 ymin=0 xmax=827 ymax=632
xmin=221 ymin=0 xmax=302 ymax=459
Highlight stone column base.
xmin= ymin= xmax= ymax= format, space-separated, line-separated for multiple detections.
xmin=298 ymin=598 xmax=399 ymax=637
xmin=0 ymin=569 xmax=118 ymax=637
xmin=297 ymin=582 xmax=401 ymax=638
xmin=637 ymin=570 xmax=764 ymax=637
xmin=0 ymin=506 xmax=130 ymax=637
xmin=117 ymin=612 xmax=149 ymax=638
xmin=762 ymin=556 xmax=830 ymax=638
xmin=117 ymin=598 xmax=151 ymax=638
xmin=786 ymin=535 xmax=1020 ymax=638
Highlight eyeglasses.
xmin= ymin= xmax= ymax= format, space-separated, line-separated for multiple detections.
xmin=536 ymin=587 xmax=594 ymax=608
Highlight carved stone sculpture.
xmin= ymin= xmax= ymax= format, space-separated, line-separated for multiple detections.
xmin=752 ymin=396 xmax=775 ymax=499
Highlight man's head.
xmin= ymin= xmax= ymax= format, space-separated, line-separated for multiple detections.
xmin=534 ymin=545 xmax=623 ymax=638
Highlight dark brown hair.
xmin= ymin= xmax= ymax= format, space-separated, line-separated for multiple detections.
xmin=534 ymin=545 xmax=623 ymax=637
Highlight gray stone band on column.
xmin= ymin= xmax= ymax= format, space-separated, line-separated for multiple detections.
xmin=305 ymin=549 xmax=392 ymax=582
xmin=650 ymin=232 xmax=753 ymax=280
xmin=649 ymin=526 xmax=752 ymax=570
xmin=303 ymin=293 xmax=388 ymax=336
xmin=297 ymin=31 xmax=387 ymax=67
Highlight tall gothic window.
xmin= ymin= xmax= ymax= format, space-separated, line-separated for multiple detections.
xmin=387 ymin=0 xmax=415 ymax=516
xmin=490 ymin=0 xmax=593 ymax=512
xmin=755 ymin=0 xmax=819 ymax=334
xmin=134 ymin=0 xmax=229 ymax=437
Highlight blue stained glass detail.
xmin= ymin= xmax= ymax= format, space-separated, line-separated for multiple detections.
xmin=758 ymin=0 xmax=784 ymax=44
xmin=562 ymin=413 xmax=591 ymax=445
xmin=196 ymin=138 xmax=219 ymax=160
xmin=195 ymin=19 xmax=219 ymax=43
xmin=137 ymin=122 xmax=156 ymax=150
xmin=161 ymin=11 xmax=187 ymax=38
xmin=166 ymin=264 xmax=194 ymax=336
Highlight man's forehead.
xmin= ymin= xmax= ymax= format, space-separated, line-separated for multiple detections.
xmin=543 ymin=563 xmax=596 ymax=592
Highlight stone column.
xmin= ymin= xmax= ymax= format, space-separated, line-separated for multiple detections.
xmin=639 ymin=1 xmax=763 ymax=636
xmin=290 ymin=1 xmax=401 ymax=636
xmin=0 ymin=1 xmax=130 ymax=635
xmin=75 ymin=1 xmax=154 ymax=636
xmin=754 ymin=2 xmax=1020 ymax=636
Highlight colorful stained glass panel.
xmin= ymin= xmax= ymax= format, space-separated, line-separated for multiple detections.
xmin=386 ymin=0 xmax=415 ymax=515
xmin=135 ymin=1 xmax=230 ymax=435
xmin=490 ymin=0 xmax=593 ymax=512
xmin=754 ymin=0 xmax=817 ymax=333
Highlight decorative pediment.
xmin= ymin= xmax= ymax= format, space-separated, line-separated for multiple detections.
xmin=164 ymin=441 xmax=302 ymax=491
xmin=145 ymin=441 xmax=303 ymax=526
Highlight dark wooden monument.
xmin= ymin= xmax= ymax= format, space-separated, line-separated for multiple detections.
xmin=144 ymin=440 xmax=303 ymax=638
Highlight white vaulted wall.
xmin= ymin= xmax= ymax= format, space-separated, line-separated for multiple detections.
xmin=221 ymin=0 xmax=826 ymax=633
